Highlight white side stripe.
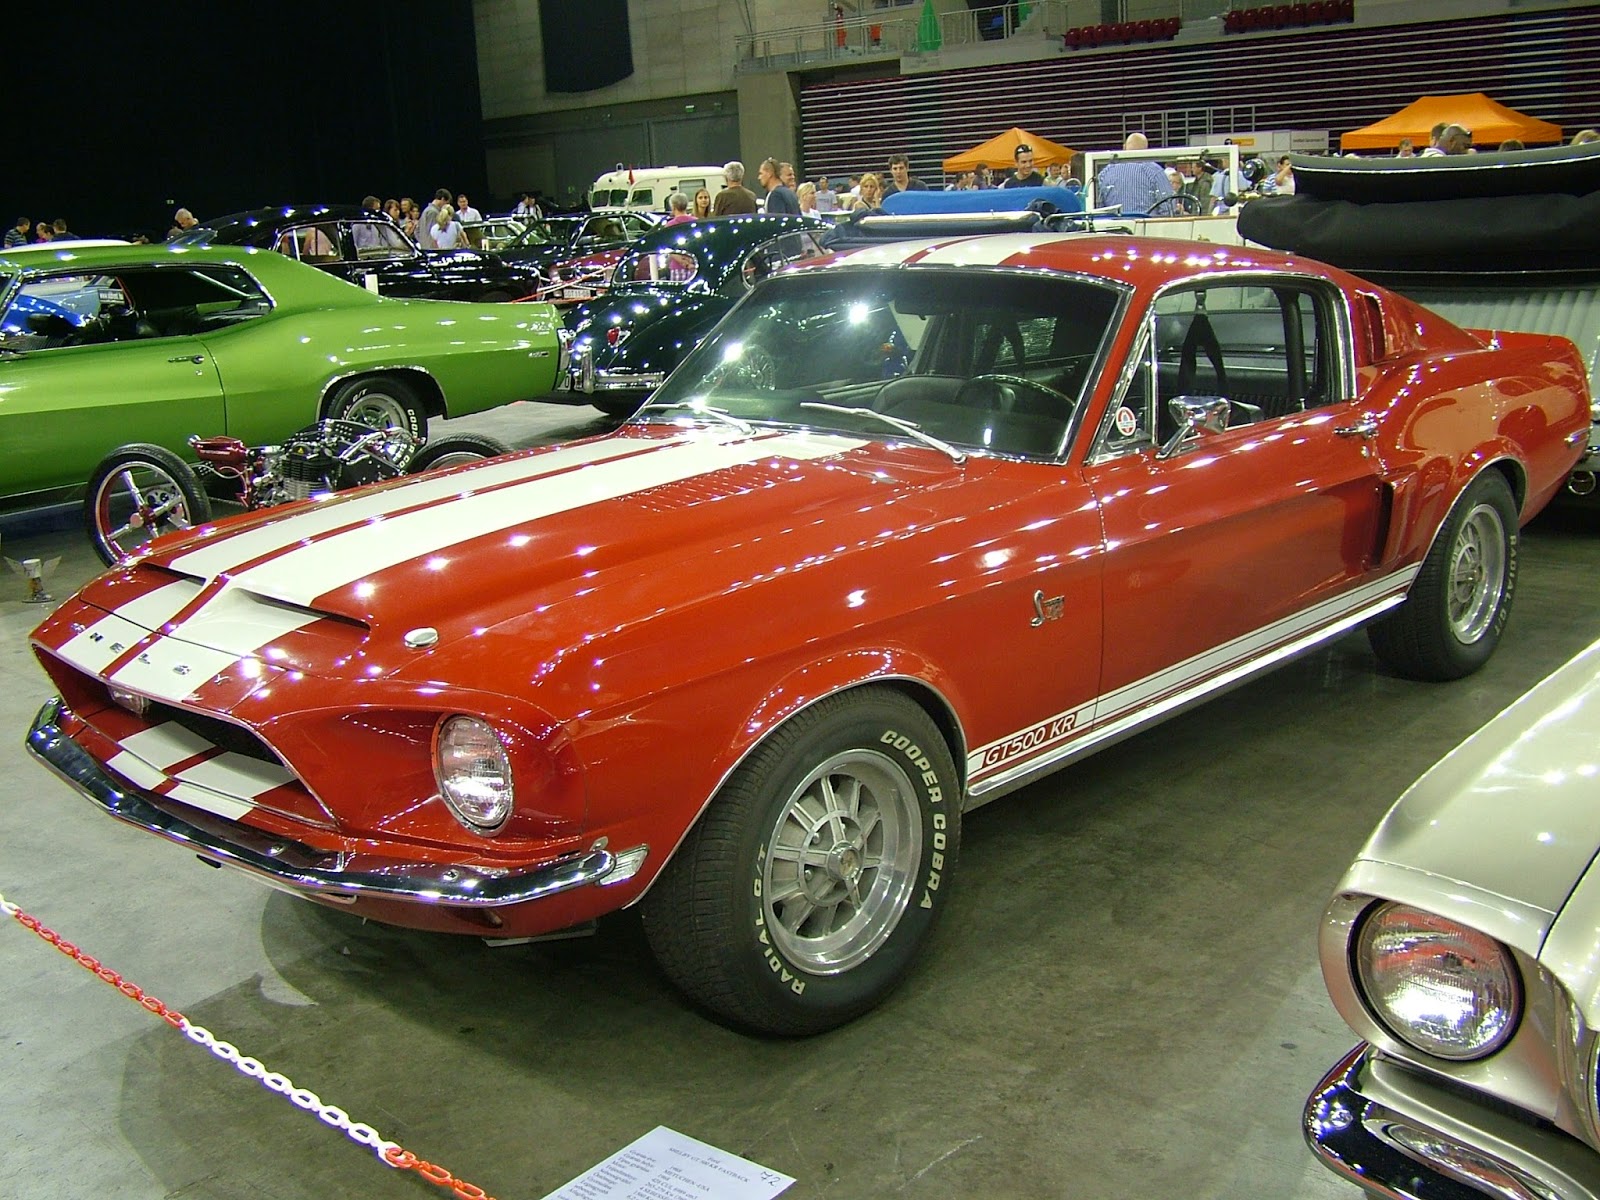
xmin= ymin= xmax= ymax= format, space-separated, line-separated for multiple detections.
xmin=966 ymin=565 xmax=1420 ymax=777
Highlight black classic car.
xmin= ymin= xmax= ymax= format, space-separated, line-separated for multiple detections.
xmin=562 ymin=214 xmax=829 ymax=417
xmin=174 ymin=205 xmax=545 ymax=302
xmin=496 ymin=211 xmax=661 ymax=275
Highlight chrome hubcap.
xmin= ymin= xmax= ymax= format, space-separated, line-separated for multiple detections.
xmin=1447 ymin=503 xmax=1506 ymax=643
xmin=762 ymin=749 xmax=921 ymax=975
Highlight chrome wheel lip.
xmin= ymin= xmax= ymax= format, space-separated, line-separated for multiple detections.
xmin=761 ymin=747 xmax=922 ymax=976
xmin=1447 ymin=503 xmax=1507 ymax=644
xmin=416 ymin=450 xmax=488 ymax=471
xmin=93 ymin=464 xmax=197 ymax=561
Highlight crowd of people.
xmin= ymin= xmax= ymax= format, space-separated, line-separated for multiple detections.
xmin=14 ymin=125 xmax=1594 ymax=256
xmin=4 ymin=215 xmax=83 ymax=248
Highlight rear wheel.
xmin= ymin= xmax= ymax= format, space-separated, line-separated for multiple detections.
xmin=85 ymin=444 xmax=213 ymax=565
xmin=408 ymin=433 xmax=511 ymax=472
xmin=1369 ymin=471 xmax=1518 ymax=681
xmin=326 ymin=374 xmax=426 ymax=441
xmin=642 ymin=688 xmax=959 ymax=1035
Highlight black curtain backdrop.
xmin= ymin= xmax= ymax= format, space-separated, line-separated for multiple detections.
xmin=541 ymin=0 xmax=634 ymax=93
xmin=7 ymin=0 xmax=488 ymax=239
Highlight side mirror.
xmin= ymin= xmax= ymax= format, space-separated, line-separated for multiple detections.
xmin=1158 ymin=395 xmax=1231 ymax=459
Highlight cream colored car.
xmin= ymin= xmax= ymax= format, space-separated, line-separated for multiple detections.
xmin=1306 ymin=638 xmax=1600 ymax=1197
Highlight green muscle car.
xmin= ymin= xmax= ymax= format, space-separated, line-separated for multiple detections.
xmin=0 ymin=243 xmax=563 ymax=509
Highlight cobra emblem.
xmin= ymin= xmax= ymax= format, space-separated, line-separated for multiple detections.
xmin=1031 ymin=590 xmax=1064 ymax=627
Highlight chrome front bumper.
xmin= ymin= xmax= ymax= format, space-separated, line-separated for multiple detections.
xmin=565 ymin=340 xmax=665 ymax=394
xmin=1305 ymin=1044 xmax=1600 ymax=1200
xmin=26 ymin=699 xmax=618 ymax=907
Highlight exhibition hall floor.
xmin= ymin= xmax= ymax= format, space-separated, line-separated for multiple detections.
xmin=4 ymin=399 xmax=1597 ymax=1200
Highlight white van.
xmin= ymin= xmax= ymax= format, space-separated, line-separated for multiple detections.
xmin=589 ymin=165 xmax=724 ymax=214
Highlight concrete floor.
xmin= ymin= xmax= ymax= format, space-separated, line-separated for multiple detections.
xmin=3 ymin=400 xmax=1598 ymax=1200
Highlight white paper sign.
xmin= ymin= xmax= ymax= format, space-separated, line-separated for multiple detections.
xmin=539 ymin=1125 xmax=794 ymax=1200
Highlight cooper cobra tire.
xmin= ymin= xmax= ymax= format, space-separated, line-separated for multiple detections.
xmin=641 ymin=687 xmax=959 ymax=1036
xmin=408 ymin=433 xmax=511 ymax=472
xmin=1368 ymin=470 xmax=1518 ymax=682
xmin=592 ymin=391 xmax=648 ymax=420
xmin=85 ymin=443 xmax=213 ymax=566
xmin=325 ymin=374 xmax=426 ymax=441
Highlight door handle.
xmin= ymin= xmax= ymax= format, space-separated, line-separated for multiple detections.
xmin=168 ymin=354 xmax=205 ymax=364
xmin=1333 ymin=414 xmax=1379 ymax=439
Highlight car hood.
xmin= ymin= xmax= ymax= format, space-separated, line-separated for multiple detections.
xmin=87 ymin=424 xmax=985 ymax=698
xmin=1350 ymin=638 xmax=1600 ymax=942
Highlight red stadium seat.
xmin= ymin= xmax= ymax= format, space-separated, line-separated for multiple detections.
xmin=1135 ymin=19 xmax=1151 ymax=40
xmin=1223 ymin=10 xmax=1241 ymax=32
xmin=1337 ymin=0 xmax=1354 ymax=20
xmin=1307 ymin=0 xmax=1327 ymax=20
xmin=1164 ymin=17 xmax=1181 ymax=36
xmin=1064 ymin=27 xmax=1081 ymax=48
xmin=1290 ymin=3 xmax=1308 ymax=24
xmin=1274 ymin=5 xmax=1292 ymax=27
xmin=1089 ymin=22 xmax=1106 ymax=45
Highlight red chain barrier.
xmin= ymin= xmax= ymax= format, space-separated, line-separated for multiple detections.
xmin=3 ymin=891 xmax=500 ymax=1199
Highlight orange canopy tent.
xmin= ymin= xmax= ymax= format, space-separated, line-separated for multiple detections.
xmin=942 ymin=127 xmax=1077 ymax=173
xmin=1339 ymin=92 xmax=1564 ymax=151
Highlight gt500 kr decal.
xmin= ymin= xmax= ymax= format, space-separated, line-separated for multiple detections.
xmin=966 ymin=565 xmax=1420 ymax=783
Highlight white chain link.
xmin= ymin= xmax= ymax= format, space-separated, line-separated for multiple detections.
xmin=2 ymin=889 xmax=399 ymax=1167
xmin=180 ymin=1020 xmax=401 ymax=1165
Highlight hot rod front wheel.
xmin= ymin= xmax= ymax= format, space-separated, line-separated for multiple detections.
xmin=85 ymin=443 xmax=213 ymax=566
xmin=641 ymin=688 xmax=959 ymax=1035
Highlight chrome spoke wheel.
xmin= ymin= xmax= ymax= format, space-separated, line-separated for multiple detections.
xmin=94 ymin=463 xmax=197 ymax=559
xmin=762 ymin=748 xmax=921 ymax=974
xmin=1447 ymin=503 xmax=1507 ymax=644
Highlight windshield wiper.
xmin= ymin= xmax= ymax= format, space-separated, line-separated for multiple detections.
xmin=800 ymin=402 xmax=966 ymax=464
xmin=640 ymin=399 xmax=756 ymax=435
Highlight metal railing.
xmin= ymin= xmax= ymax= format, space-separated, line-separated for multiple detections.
xmin=735 ymin=2 xmax=1079 ymax=71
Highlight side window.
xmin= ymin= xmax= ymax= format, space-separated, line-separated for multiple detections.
xmin=1149 ymin=281 xmax=1336 ymax=429
xmin=297 ymin=222 xmax=343 ymax=263
xmin=352 ymin=220 xmax=409 ymax=259
xmin=628 ymin=188 xmax=653 ymax=208
xmin=739 ymin=232 xmax=829 ymax=291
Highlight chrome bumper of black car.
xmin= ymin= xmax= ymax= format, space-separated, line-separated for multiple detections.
xmin=1305 ymin=1044 xmax=1600 ymax=1200
xmin=564 ymin=341 xmax=665 ymax=394
xmin=27 ymin=699 xmax=619 ymax=908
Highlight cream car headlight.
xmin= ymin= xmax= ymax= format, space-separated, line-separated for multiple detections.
xmin=434 ymin=716 xmax=514 ymax=833
xmin=1354 ymin=901 xmax=1521 ymax=1061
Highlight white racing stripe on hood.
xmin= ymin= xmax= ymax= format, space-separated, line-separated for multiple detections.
xmin=227 ymin=431 xmax=867 ymax=609
xmin=108 ymin=637 xmax=247 ymax=705
xmin=172 ymin=436 xmax=661 ymax=581
xmin=57 ymin=580 xmax=206 ymax=676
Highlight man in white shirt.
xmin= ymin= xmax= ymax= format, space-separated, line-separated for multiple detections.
xmin=456 ymin=193 xmax=483 ymax=223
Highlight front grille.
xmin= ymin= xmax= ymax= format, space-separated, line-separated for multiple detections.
xmin=147 ymin=701 xmax=283 ymax=766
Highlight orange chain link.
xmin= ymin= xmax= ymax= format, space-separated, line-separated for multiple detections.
xmin=2 ymin=891 xmax=500 ymax=1200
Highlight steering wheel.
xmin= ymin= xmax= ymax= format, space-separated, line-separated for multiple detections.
xmin=709 ymin=342 xmax=778 ymax=391
xmin=1146 ymin=193 xmax=1202 ymax=217
xmin=954 ymin=374 xmax=1068 ymax=416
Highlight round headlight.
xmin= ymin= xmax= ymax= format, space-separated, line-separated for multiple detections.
xmin=434 ymin=716 xmax=514 ymax=833
xmin=1354 ymin=901 xmax=1521 ymax=1061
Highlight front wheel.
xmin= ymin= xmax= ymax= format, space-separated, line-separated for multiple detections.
xmin=408 ymin=433 xmax=512 ymax=472
xmin=325 ymin=374 xmax=427 ymax=441
xmin=641 ymin=688 xmax=959 ymax=1035
xmin=1369 ymin=470 xmax=1518 ymax=681
xmin=85 ymin=443 xmax=213 ymax=565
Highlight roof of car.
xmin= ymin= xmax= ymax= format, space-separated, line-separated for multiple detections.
xmin=191 ymin=205 xmax=376 ymax=231
xmin=0 ymin=241 xmax=382 ymax=303
xmin=817 ymin=231 xmax=1335 ymax=289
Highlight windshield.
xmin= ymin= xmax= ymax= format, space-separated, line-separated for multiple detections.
xmin=644 ymin=268 xmax=1124 ymax=460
